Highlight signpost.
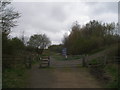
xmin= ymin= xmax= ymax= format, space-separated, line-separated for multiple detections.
xmin=62 ymin=48 xmax=67 ymax=59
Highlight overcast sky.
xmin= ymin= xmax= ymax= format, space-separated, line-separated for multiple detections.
xmin=10 ymin=2 xmax=118 ymax=45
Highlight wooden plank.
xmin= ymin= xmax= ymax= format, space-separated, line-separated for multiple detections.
xmin=39 ymin=56 xmax=50 ymax=68
xmin=41 ymin=62 xmax=49 ymax=64
xmin=42 ymin=59 xmax=49 ymax=61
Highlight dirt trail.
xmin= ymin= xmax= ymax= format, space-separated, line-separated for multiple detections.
xmin=27 ymin=58 xmax=103 ymax=88
xmin=27 ymin=45 xmax=118 ymax=88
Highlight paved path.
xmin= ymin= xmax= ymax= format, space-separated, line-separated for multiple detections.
xmin=27 ymin=58 xmax=102 ymax=88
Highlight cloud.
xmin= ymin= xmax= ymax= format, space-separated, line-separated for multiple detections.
xmin=10 ymin=2 xmax=118 ymax=45
xmin=86 ymin=2 xmax=118 ymax=15
xmin=85 ymin=2 xmax=118 ymax=23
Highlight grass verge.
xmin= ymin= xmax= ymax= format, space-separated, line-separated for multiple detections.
xmin=104 ymin=64 xmax=119 ymax=88
xmin=2 ymin=64 xmax=28 ymax=88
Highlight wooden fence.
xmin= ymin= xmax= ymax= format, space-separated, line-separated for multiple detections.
xmin=82 ymin=55 xmax=120 ymax=67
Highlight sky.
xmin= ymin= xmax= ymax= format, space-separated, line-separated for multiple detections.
xmin=9 ymin=1 xmax=118 ymax=45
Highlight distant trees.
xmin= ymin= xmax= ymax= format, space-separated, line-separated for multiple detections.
xmin=49 ymin=44 xmax=63 ymax=53
xmin=3 ymin=37 xmax=24 ymax=55
xmin=27 ymin=34 xmax=51 ymax=54
xmin=1 ymin=1 xmax=25 ymax=70
xmin=63 ymin=20 xmax=119 ymax=55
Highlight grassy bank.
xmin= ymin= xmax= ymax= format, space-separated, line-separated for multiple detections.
xmin=2 ymin=64 xmax=28 ymax=88
xmin=104 ymin=64 xmax=119 ymax=88
xmin=88 ymin=59 xmax=119 ymax=88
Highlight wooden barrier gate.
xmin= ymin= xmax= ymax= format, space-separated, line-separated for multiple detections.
xmin=39 ymin=56 xmax=50 ymax=68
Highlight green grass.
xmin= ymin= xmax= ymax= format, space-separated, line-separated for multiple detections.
xmin=89 ymin=59 xmax=100 ymax=65
xmin=104 ymin=64 xmax=118 ymax=77
xmin=3 ymin=64 xmax=28 ymax=88
xmin=88 ymin=47 xmax=105 ymax=55
xmin=104 ymin=64 xmax=119 ymax=88
xmin=0 ymin=69 xmax=1 ymax=89
xmin=106 ymin=80 xmax=119 ymax=88
xmin=88 ymin=57 xmax=119 ymax=88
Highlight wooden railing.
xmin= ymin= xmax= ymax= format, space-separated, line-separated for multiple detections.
xmin=81 ymin=55 xmax=120 ymax=67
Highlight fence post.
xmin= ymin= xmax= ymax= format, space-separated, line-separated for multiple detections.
xmin=104 ymin=56 xmax=107 ymax=65
xmin=86 ymin=54 xmax=88 ymax=67
xmin=114 ymin=56 xmax=115 ymax=64
xmin=48 ymin=56 xmax=50 ymax=67
xmin=28 ymin=56 xmax=32 ymax=68
xmin=82 ymin=55 xmax=86 ymax=67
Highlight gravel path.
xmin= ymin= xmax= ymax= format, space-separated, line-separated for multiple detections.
xmin=26 ymin=45 xmax=117 ymax=88
xmin=50 ymin=57 xmax=82 ymax=67
xmin=27 ymin=57 xmax=102 ymax=88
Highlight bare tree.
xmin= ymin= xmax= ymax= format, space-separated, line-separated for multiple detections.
xmin=1 ymin=0 xmax=21 ymax=55
xmin=0 ymin=0 xmax=20 ymax=34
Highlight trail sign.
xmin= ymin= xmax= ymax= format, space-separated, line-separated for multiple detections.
xmin=62 ymin=48 xmax=67 ymax=59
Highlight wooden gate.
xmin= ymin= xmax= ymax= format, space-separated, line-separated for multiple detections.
xmin=39 ymin=56 xmax=50 ymax=68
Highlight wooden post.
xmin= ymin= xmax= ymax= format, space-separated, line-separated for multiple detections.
xmin=104 ymin=56 xmax=107 ymax=65
xmin=86 ymin=54 xmax=88 ymax=67
xmin=82 ymin=55 xmax=86 ymax=67
xmin=28 ymin=56 xmax=32 ymax=68
xmin=39 ymin=57 xmax=42 ymax=68
xmin=48 ymin=56 xmax=50 ymax=67
xmin=39 ymin=56 xmax=50 ymax=68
